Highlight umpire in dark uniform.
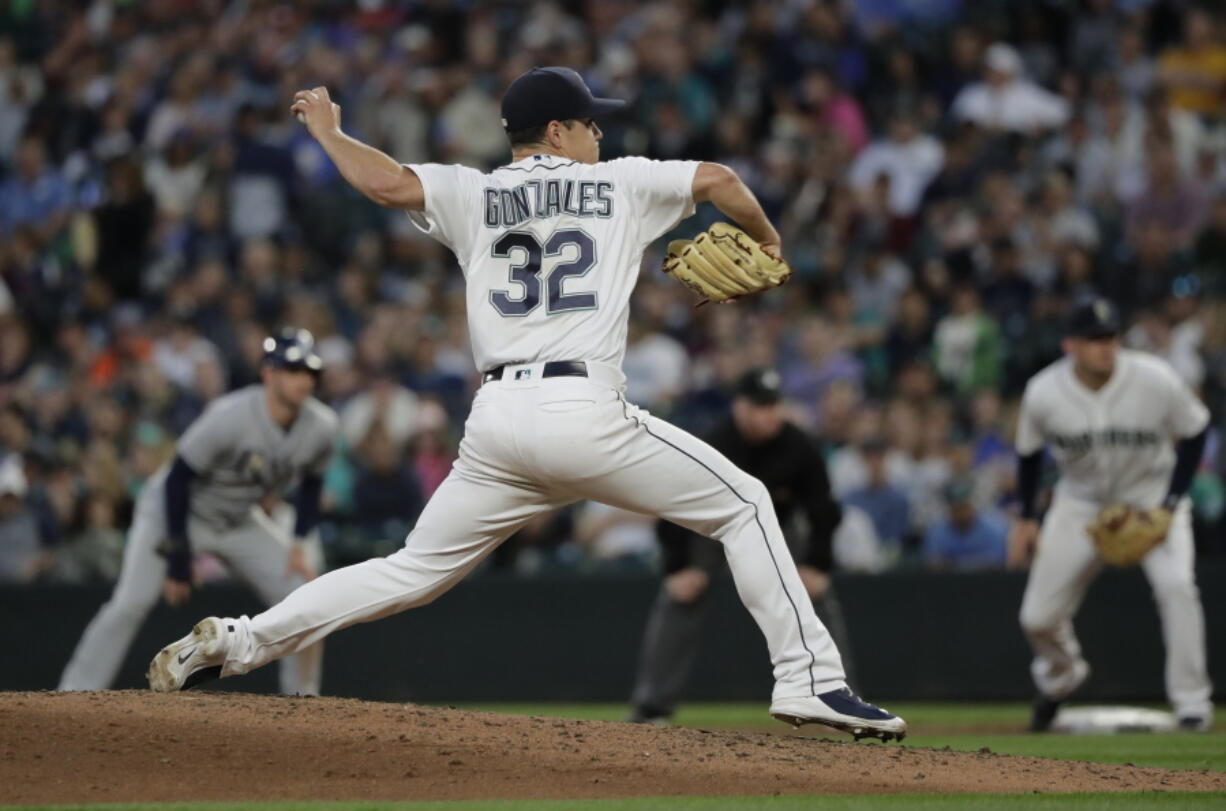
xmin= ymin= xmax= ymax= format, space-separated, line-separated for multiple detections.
xmin=628 ymin=367 xmax=855 ymax=723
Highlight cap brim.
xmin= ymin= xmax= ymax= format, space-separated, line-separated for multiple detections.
xmin=582 ymin=97 xmax=626 ymax=118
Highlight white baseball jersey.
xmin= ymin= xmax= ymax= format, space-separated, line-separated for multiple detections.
xmin=406 ymin=154 xmax=700 ymax=371
xmin=1015 ymin=349 xmax=1210 ymax=507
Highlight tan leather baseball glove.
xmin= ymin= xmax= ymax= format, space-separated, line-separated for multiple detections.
xmin=1085 ymin=504 xmax=1172 ymax=566
xmin=663 ymin=223 xmax=791 ymax=304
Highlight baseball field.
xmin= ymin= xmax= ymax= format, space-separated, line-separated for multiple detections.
xmin=2 ymin=692 xmax=1223 ymax=809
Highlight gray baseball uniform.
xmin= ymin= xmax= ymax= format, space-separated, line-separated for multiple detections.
xmin=59 ymin=386 xmax=337 ymax=693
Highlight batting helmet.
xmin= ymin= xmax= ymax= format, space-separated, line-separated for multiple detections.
xmin=262 ymin=327 xmax=324 ymax=375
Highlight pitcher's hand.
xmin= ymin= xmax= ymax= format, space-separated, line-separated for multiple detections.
xmin=290 ymin=86 xmax=342 ymax=138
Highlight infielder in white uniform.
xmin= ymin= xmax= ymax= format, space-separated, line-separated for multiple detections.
xmin=1009 ymin=299 xmax=1213 ymax=731
xmin=146 ymin=67 xmax=906 ymax=741
xmin=61 ymin=329 xmax=335 ymax=695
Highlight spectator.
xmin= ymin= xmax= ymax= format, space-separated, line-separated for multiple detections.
xmin=831 ymin=504 xmax=884 ymax=573
xmin=847 ymin=243 xmax=911 ymax=324
xmin=623 ymin=320 xmax=689 ymax=413
xmin=933 ymin=286 xmax=1003 ymax=396
xmin=885 ymin=289 xmax=934 ymax=373
xmin=0 ymin=136 xmax=70 ymax=241
xmin=1157 ymin=8 xmax=1226 ymax=119
xmin=781 ymin=316 xmax=864 ymax=418
xmin=351 ymin=425 xmax=424 ymax=547
xmin=1193 ymin=196 xmax=1226 ymax=296
xmin=339 ymin=369 xmax=421 ymax=456
xmin=922 ymin=476 xmax=1008 ymax=570
xmin=952 ymin=43 xmax=1070 ymax=134
xmin=91 ymin=155 xmax=156 ymax=302
xmin=848 ymin=110 xmax=944 ymax=219
xmin=800 ymin=68 xmax=869 ymax=155
xmin=144 ymin=132 xmax=209 ymax=221
xmin=0 ymin=455 xmax=48 ymax=583
xmin=843 ymin=437 xmax=911 ymax=560
xmin=1125 ymin=137 xmax=1209 ymax=250
xmin=152 ymin=321 xmax=223 ymax=392
xmin=980 ymin=237 xmax=1035 ymax=345
xmin=574 ymin=501 xmax=658 ymax=572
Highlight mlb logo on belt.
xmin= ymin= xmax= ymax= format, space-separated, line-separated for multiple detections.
xmin=515 ymin=369 xmax=533 ymax=380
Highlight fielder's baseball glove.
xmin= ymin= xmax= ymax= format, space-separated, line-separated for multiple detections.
xmin=1085 ymin=504 xmax=1172 ymax=566
xmin=663 ymin=223 xmax=791 ymax=304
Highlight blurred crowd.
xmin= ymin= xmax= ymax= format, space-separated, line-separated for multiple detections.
xmin=2 ymin=0 xmax=1226 ymax=585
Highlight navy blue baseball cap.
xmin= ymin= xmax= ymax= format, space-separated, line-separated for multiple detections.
xmin=736 ymin=368 xmax=783 ymax=405
xmin=1066 ymin=298 xmax=1121 ymax=338
xmin=500 ymin=67 xmax=625 ymax=132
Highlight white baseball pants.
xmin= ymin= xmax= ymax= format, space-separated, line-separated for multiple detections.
xmin=221 ymin=362 xmax=847 ymax=701
xmin=59 ymin=496 xmax=323 ymax=695
xmin=1019 ymin=495 xmax=1212 ymax=718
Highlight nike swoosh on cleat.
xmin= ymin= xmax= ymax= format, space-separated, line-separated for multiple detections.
xmin=177 ymin=646 xmax=197 ymax=665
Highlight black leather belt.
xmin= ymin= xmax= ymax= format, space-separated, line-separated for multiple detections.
xmin=482 ymin=360 xmax=587 ymax=383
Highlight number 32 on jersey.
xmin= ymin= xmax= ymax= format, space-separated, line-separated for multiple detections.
xmin=490 ymin=229 xmax=597 ymax=317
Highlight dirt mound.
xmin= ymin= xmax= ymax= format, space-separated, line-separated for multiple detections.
xmin=1 ymin=691 xmax=1221 ymax=804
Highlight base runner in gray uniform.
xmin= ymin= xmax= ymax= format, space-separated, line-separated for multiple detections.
xmin=59 ymin=329 xmax=337 ymax=694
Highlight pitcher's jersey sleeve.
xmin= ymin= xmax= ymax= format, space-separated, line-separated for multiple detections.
xmin=1015 ymin=379 xmax=1047 ymax=456
xmin=404 ymin=163 xmax=488 ymax=256
xmin=606 ymin=157 xmax=700 ymax=244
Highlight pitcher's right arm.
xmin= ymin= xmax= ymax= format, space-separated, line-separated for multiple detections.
xmin=291 ymin=86 xmax=425 ymax=211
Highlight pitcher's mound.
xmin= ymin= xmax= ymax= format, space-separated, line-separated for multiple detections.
xmin=1 ymin=691 xmax=1221 ymax=804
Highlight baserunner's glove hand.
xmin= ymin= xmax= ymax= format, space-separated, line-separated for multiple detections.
xmin=663 ymin=222 xmax=791 ymax=305
xmin=1085 ymin=504 xmax=1172 ymax=566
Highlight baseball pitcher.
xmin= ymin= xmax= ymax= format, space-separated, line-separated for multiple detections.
xmin=1009 ymin=298 xmax=1213 ymax=732
xmin=147 ymin=67 xmax=906 ymax=741
xmin=60 ymin=329 xmax=335 ymax=695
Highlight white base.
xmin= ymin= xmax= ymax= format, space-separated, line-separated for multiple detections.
xmin=1053 ymin=706 xmax=1177 ymax=734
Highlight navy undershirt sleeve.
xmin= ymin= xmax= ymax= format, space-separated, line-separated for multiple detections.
xmin=1164 ymin=427 xmax=1208 ymax=510
xmin=293 ymin=473 xmax=324 ymax=540
xmin=1017 ymin=451 xmax=1043 ymax=520
xmin=163 ymin=455 xmax=196 ymax=582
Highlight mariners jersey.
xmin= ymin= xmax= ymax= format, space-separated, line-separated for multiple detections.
xmin=1015 ymin=349 xmax=1210 ymax=507
xmin=406 ymin=154 xmax=700 ymax=372
xmin=144 ymin=386 xmax=338 ymax=529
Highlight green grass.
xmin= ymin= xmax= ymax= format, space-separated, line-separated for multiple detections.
xmin=15 ymin=795 xmax=1226 ymax=810
xmin=912 ymin=732 xmax=1226 ymax=772
xmin=453 ymin=702 xmax=1226 ymax=773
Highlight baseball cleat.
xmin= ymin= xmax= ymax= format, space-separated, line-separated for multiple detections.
xmin=770 ymin=688 xmax=907 ymax=742
xmin=1176 ymin=716 xmax=1212 ymax=732
xmin=1029 ymin=694 xmax=1063 ymax=732
xmin=147 ymin=617 xmax=231 ymax=692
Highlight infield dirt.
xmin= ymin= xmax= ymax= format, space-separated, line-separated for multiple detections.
xmin=1 ymin=691 xmax=1222 ymax=805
